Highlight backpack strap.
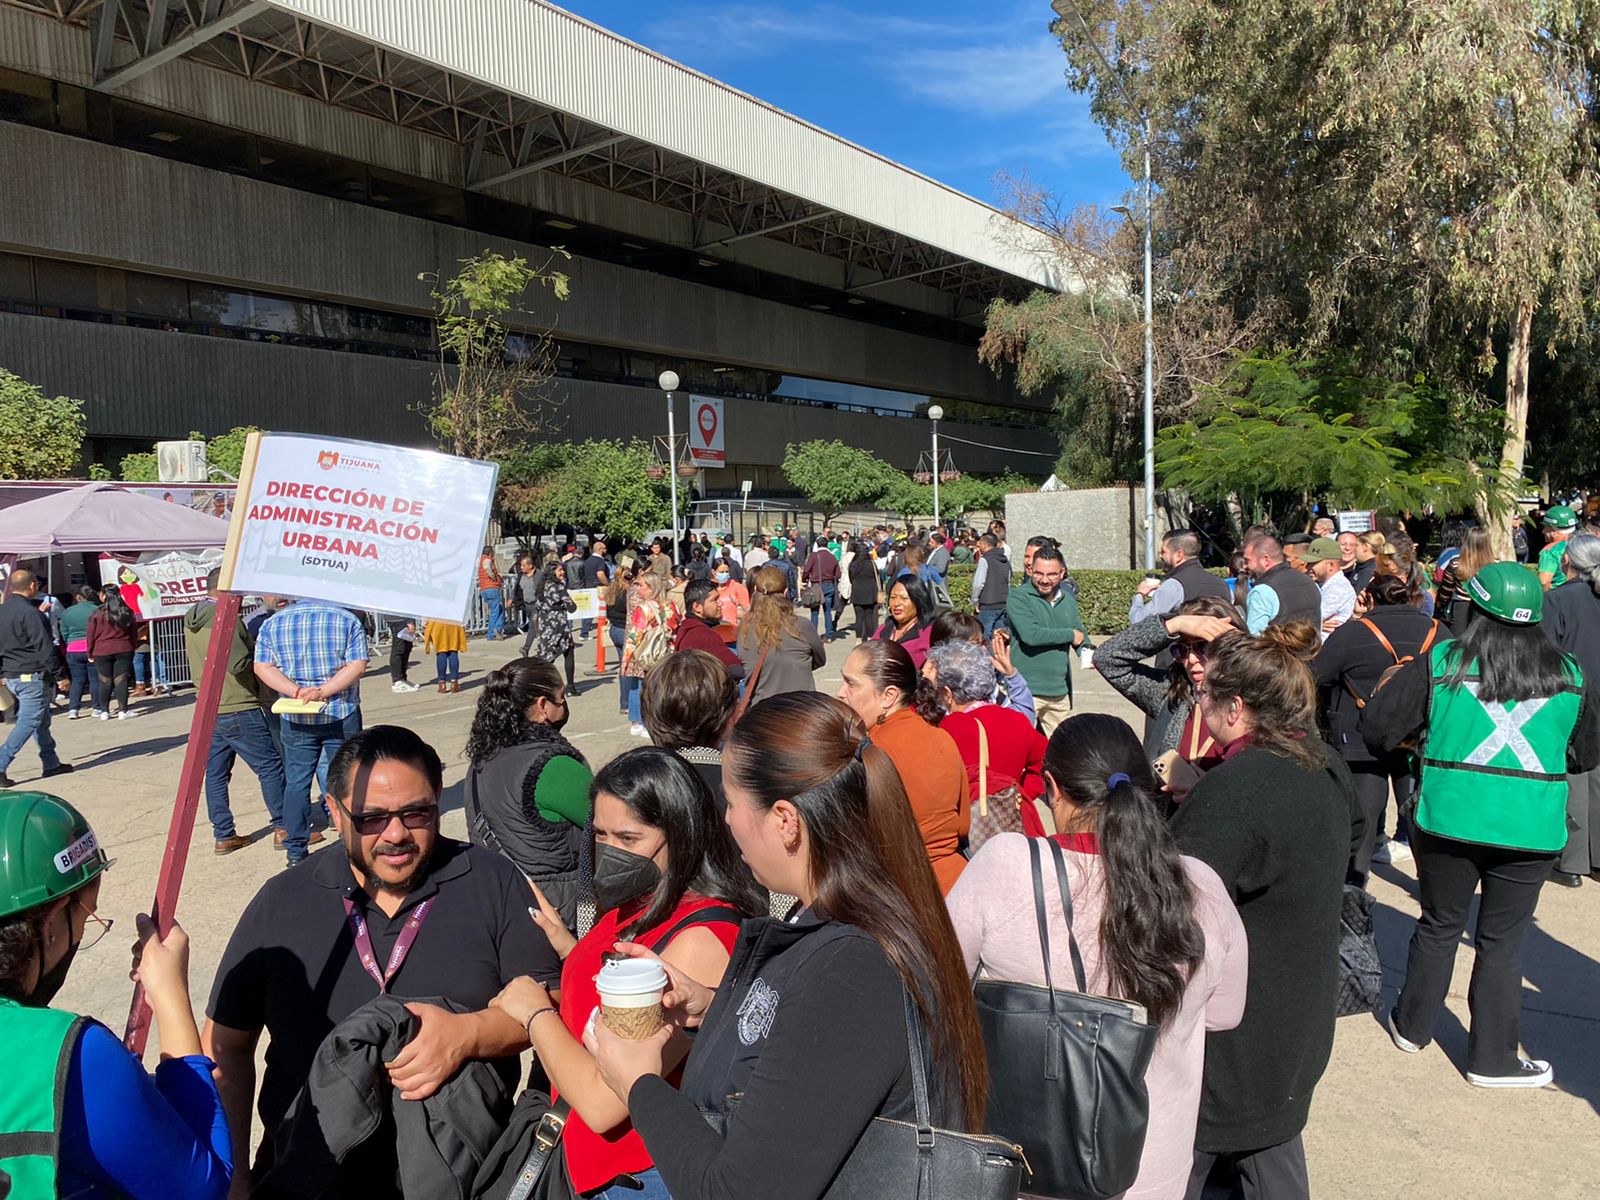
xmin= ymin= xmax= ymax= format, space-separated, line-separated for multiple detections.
xmin=641 ymin=905 xmax=746 ymax=953
xmin=1359 ymin=617 xmax=1400 ymax=664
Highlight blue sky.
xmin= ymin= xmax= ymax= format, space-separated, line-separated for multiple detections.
xmin=553 ymin=0 xmax=1131 ymax=213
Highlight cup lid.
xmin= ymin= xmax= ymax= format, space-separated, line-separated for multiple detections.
xmin=596 ymin=957 xmax=668 ymax=996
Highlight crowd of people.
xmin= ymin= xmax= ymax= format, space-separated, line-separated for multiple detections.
xmin=0 ymin=502 xmax=1594 ymax=1200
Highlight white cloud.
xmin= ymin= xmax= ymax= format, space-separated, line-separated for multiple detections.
xmin=887 ymin=38 xmax=1067 ymax=116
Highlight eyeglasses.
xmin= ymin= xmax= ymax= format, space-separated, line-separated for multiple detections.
xmin=1170 ymin=640 xmax=1210 ymax=662
xmin=336 ymin=800 xmax=439 ymax=836
xmin=75 ymin=898 xmax=114 ymax=952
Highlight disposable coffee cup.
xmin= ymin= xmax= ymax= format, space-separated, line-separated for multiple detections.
xmin=596 ymin=957 xmax=668 ymax=1040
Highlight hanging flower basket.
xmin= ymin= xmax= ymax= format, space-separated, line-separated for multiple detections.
xmin=678 ymin=462 xmax=698 ymax=478
xmin=913 ymin=470 xmax=932 ymax=484
xmin=646 ymin=464 xmax=665 ymax=482
xmin=940 ymin=470 xmax=963 ymax=483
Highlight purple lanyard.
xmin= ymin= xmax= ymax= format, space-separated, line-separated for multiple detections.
xmin=343 ymin=894 xmax=433 ymax=994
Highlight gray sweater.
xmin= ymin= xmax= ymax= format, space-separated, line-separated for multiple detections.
xmin=1093 ymin=613 xmax=1190 ymax=757
xmin=737 ymin=619 xmax=826 ymax=705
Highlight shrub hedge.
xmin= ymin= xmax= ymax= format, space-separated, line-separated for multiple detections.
xmin=943 ymin=563 xmax=1232 ymax=636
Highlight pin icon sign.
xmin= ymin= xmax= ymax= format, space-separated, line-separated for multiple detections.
xmin=698 ymin=403 xmax=718 ymax=445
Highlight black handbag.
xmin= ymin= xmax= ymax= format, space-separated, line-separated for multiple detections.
xmin=1336 ymin=883 xmax=1384 ymax=1017
xmin=471 ymin=1089 xmax=571 ymax=1200
xmin=702 ymin=989 xmax=1026 ymax=1199
xmin=973 ymin=838 xmax=1159 ymax=1200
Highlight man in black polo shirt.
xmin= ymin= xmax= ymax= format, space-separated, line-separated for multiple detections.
xmin=203 ymin=725 xmax=560 ymax=1193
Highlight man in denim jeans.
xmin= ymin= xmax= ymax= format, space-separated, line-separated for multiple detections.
xmin=184 ymin=570 xmax=287 ymax=855
xmin=254 ymin=598 xmax=369 ymax=866
xmin=0 ymin=570 xmax=74 ymax=788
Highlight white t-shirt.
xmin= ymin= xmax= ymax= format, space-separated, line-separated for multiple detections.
xmin=745 ymin=548 xmax=770 ymax=571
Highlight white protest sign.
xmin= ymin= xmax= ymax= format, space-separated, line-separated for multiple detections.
xmin=219 ymin=433 xmax=497 ymax=624
xmin=1336 ymin=510 xmax=1376 ymax=534
xmin=688 ymin=395 xmax=725 ymax=468
xmin=569 ymin=587 xmax=601 ymax=624
xmin=99 ymin=550 xmax=223 ymax=620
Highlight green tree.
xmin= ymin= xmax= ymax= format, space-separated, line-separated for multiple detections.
xmin=1053 ymin=0 xmax=1600 ymax=552
xmin=0 ymin=369 xmax=86 ymax=478
xmin=1157 ymin=355 xmax=1491 ymax=532
xmin=781 ymin=441 xmax=897 ymax=523
xmin=421 ymin=249 xmax=571 ymax=462
xmin=501 ymin=440 xmax=679 ymax=543
xmin=119 ymin=451 xmax=158 ymax=482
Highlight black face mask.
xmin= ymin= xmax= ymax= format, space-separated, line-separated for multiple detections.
xmin=591 ymin=842 xmax=662 ymax=915
xmin=28 ymin=920 xmax=79 ymax=1007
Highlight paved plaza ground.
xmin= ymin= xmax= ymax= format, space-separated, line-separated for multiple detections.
xmin=19 ymin=631 xmax=1599 ymax=1198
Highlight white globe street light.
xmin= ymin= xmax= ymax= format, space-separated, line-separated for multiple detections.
xmin=658 ymin=371 xmax=681 ymax=564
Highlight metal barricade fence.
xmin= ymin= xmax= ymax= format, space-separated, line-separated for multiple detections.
xmin=153 ymin=580 xmax=520 ymax=687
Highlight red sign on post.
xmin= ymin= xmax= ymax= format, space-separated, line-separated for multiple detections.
xmin=688 ymin=395 xmax=725 ymax=468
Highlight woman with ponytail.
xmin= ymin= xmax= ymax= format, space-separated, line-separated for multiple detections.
xmin=1170 ymin=632 xmax=1363 ymax=1195
xmin=463 ymin=657 xmax=593 ymax=928
xmin=587 ymin=692 xmax=992 ymax=1200
xmin=946 ymin=713 xmax=1247 ymax=1200
xmin=837 ymin=639 xmax=970 ymax=893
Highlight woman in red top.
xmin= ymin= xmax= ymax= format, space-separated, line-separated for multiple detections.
xmin=492 ymin=747 xmax=762 ymax=1199
xmin=925 ymin=639 xmax=1047 ymax=834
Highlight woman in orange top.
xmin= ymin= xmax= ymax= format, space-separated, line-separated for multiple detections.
xmin=837 ymin=639 xmax=970 ymax=893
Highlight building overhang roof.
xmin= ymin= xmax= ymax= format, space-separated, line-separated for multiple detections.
xmin=9 ymin=0 xmax=1069 ymax=310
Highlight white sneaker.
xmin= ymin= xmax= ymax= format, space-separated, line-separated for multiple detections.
xmin=1385 ymin=840 xmax=1414 ymax=864
xmin=1467 ymin=1059 xmax=1553 ymax=1089
xmin=97 ymin=711 xmax=109 ymax=721
xmin=67 ymin=711 xmax=81 ymax=720
xmin=391 ymin=680 xmax=420 ymax=693
xmin=116 ymin=710 xmax=134 ymax=720
xmin=629 ymin=723 xmax=648 ymax=738
xmin=1387 ymin=1009 xmax=1423 ymax=1054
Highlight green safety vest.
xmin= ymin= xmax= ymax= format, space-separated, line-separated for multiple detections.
xmin=0 ymin=995 xmax=85 ymax=1200
xmin=1418 ymin=643 xmax=1582 ymax=853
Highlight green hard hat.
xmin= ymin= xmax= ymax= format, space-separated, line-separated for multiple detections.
xmin=1466 ymin=562 xmax=1543 ymax=626
xmin=0 ymin=794 xmax=109 ymax=921
xmin=1543 ymin=505 xmax=1578 ymax=530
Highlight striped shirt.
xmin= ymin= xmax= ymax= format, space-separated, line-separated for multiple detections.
xmin=254 ymin=601 xmax=369 ymax=724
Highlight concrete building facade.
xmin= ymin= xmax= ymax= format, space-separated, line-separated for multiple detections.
xmin=0 ymin=0 xmax=1064 ymax=496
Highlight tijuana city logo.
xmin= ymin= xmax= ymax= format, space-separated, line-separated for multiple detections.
xmin=54 ymin=831 xmax=100 ymax=874
xmin=317 ymin=450 xmax=382 ymax=473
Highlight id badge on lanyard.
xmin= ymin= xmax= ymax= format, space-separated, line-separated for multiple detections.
xmin=344 ymin=893 xmax=433 ymax=993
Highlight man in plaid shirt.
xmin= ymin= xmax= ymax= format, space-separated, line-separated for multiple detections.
xmin=254 ymin=599 xmax=370 ymax=865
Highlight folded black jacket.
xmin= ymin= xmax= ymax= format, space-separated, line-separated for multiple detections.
xmin=257 ymin=995 xmax=515 ymax=1200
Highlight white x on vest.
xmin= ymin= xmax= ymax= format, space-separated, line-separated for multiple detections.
xmin=1462 ymin=682 xmax=1547 ymax=771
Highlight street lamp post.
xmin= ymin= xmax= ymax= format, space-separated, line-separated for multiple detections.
xmin=658 ymin=370 xmax=681 ymax=565
xmin=1053 ymin=1 xmax=1157 ymax=571
xmin=927 ymin=404 xmax=944 ymax=530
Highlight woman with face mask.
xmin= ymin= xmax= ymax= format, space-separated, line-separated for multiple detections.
xmin=464 ymin=658 xmax=593 ymax=931
xmin=710 ymin=560 xmax=750 ymax=633
xmin=491 ymin=749 xmax=762 ymax=1200
xmin=0 ymin=793 xmax=233 ymax=1199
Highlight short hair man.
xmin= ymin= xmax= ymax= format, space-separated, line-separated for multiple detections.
xmin=970 ymin=534 xmax=1012 ymax=639
xmin=1004 ymin=546 xmax=1086 ymax=735
xmin=184 ymin=568 xmax=286 ymax=854
xmin=672 ymin=578 xmax=745 ymax=679
xmin=254 ymin=594 xmax=370 ymax=864
xmin=1128 ymin=529 xmax=1231 ymax=624
xmin=1241 ymin=535 xmax=1323 ymax=634
xmin=1312 ymin=516 xmax=1337 ymax=539
xmin=0 ymin=569 xmax=72 ymax=787
xmin=1303 ymin=538 xmax=1356 ymax=641
xmin=204 ymin=726 xmax=560 ymax=1195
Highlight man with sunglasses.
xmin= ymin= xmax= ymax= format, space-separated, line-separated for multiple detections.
xmin=204 ymin=726 xmax=561 ymax=1197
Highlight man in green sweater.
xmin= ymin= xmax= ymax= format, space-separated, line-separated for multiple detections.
xmin=183 ymin=569 xmax=287 ymax=855
xmin=1005 ymin=544 xmax=1086 ymax=735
